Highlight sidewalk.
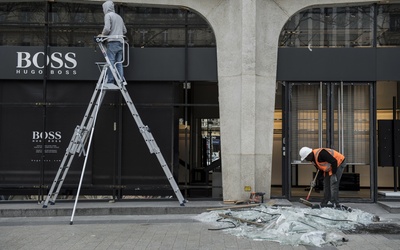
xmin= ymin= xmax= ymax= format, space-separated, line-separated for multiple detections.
xmin=0 ymin=200 xmax=399 ymax=250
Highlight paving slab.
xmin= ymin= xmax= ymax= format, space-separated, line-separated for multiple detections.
xmin=1 ymin=200 xmax=400 ymax=250
xmin=377 ymin=201 xmax=400 ymax=213
xmin=0 ymin=200 xmax=227 ymax=217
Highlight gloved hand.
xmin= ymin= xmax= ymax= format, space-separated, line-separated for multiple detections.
xmin=331 ymin=174 xmax=338 ymax=184
xmin=310 ymin=181 xmax=316 ymax=188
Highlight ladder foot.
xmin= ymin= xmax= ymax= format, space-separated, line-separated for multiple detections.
xmin=50 ymin=201 xmax=55 ymax=205
xmin=42 ymin=205 xmax=48 ymax=208
xmin=69 ymin=221 xmax=73 ymax=225
xmin=180 ymin=203 xmax=185 ymax=207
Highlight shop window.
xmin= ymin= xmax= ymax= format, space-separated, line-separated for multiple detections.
xmin=0 ymin=2 xmax=215 ymax=48
xmin=280 ymin=5 xmax=374 ymax=48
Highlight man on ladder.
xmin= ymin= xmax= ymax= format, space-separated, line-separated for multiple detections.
xmin=42 ymin=1 xmax=187 ymax=224
xmin=101 ymin=0 xmax=127 ymax=87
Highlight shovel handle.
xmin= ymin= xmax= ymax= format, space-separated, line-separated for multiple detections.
xmin=306 ymin=169 xmax=320 ymax=200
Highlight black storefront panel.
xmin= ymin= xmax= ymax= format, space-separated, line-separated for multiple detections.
xmin=43 ymin=106 xmax=92 ymax=186
xmin=0 ymin=80 xmax=181 ymax=196
xmin=46 ymin=81 xmax=97 ymax=103
xmin=0 ymin=43 xmax=216 ymax=195
xmin=120 ymin=106 xmax=173 ymax=186
xmin=2 ymin=46 xmax=103 ymax=81
xmin=277 ymin=47 xmax=400 ymax=82
xmin=277 ymin=48 xmax=377 ymax=81
xmin=90 ymin=102 xmax=119 ymax=186
xmin=0 ymin=105 xmax=91 ymax=186
xmin=0 ymin=106 xmax=43 ymax=185
xmin=0 ymin=81 xmax=43 ymax=103
xmin=1 ymin=46 xmax=217 ymax=82
xmin=120 ymin=83 xmax=176 ymax=194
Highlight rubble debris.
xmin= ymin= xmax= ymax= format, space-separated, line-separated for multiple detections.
xmin=218 ymin=213 xmax=265 ymax=227
xmin=206 ymin=204 xmax=260 ymax=211
xmin=196 ymin=204 xmax=379 ymax=247
xmin=249 ymin=192 xmax=265 ymax=203
xmin=344 ymin=223 xmax=400 ymax=234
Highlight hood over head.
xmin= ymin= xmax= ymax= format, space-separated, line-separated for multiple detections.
xmin=103 ymin=1 xmax=115 ymax=14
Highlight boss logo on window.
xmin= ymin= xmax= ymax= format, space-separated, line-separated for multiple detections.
xmin=32 ymin=131 xmax=62 ymax=143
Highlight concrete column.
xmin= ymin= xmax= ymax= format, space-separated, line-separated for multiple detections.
xmin=239 ymin=0 xmax=257 ymax=201
xmin=208 ymin=0 xmax=244 ymax=201
xmin=213 ymin=0 xmax=284 ymax=201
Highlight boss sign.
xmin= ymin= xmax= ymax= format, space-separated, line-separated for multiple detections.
xmin=16 ymin=51 xmax=77 ymax=76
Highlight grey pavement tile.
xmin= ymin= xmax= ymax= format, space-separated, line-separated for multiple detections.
xmin=382 ymin=234 xmax=400 ymax=240
xmin=337 ymin=245 xmax=351 ymax=250
xmin=361 ymin=234 xmax=390 ymax=249
xmin=279 ymin=245 xmax=302 ymax=250
xmin=1 ymin=210 xmax=400 ymax=250
xmin=381 ymin=241 xmax=400 ymax=249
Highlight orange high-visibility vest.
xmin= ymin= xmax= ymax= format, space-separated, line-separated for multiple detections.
xmin=312 ymin=148 xmax=345 ymax=176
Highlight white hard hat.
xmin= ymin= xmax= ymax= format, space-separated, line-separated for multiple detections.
xmin=299 ymin=147 xmax=312 ymax=161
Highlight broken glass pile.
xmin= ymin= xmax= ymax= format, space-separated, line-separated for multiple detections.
xmin=195 ymin=205 xmax=378 ymax=247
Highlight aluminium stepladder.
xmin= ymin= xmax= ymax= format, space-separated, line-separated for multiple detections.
xmin=42 ymin=36 xmax=187 ymax=222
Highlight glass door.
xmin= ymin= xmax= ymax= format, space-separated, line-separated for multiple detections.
xmin=332 ymin=83 xmax=375 ymax=201
xmin=283 ymin=82 xmax=375 ymax=201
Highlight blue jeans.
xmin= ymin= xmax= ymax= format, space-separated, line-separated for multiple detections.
xmin=106 ymin=41 xmax=124 ymax=83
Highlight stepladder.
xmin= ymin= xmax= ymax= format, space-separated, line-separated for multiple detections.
xmin=42 ymin=35 xmax=187 ymax=212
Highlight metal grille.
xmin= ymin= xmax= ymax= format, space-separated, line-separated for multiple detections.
xmin=290 ymin=83 xmax=324 ymax=161
xmin=290 ymin=82 xmax=370 ymax=165
xmin=334 ymin=84 xmax=370 ymax=164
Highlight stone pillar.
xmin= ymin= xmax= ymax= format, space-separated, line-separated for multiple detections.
xmin=213 ymin=0 xmax=279 ymax=201
xmin=209 ymin=0 xmax=245 ymax=201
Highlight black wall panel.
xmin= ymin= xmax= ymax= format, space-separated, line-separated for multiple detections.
xmin=378 ymin=120 xmax=400 ymax=167
xmin=0 ymin=81 xmax=180 ymax=195
xmin=120 ymin=83 xmax=176 ymax=188
xmin=277 ymin=47 xmax=400 ymax=82
xmin=378 ymin=120 xmax=394 ymax=166
xmin=277 ymin=48 xmax=376 ymax=81
xmin=1 ymin=47 xmax=218 ymax=82
xmin=0 ymin=105 xmax=91 ymax=186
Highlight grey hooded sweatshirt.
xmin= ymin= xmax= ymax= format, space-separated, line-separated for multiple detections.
xmin=102 ymin=1 xmax=127 ymax=41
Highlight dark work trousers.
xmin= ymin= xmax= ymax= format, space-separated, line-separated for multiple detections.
xmin=322 ymin=159 xmax=346 ymax=205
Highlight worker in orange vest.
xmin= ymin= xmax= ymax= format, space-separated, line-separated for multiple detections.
xmin=299 ymin=147 xmax=346 ymax=206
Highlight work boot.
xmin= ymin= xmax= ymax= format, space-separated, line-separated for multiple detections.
xmin=320 ymin=199 xmax=328 ymax=206
xmin=333 ymin=203 xmax=347 ymax=211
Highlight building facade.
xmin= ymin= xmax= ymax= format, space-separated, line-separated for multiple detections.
xmin=1 ymin=0 xmax=399 ymax=203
